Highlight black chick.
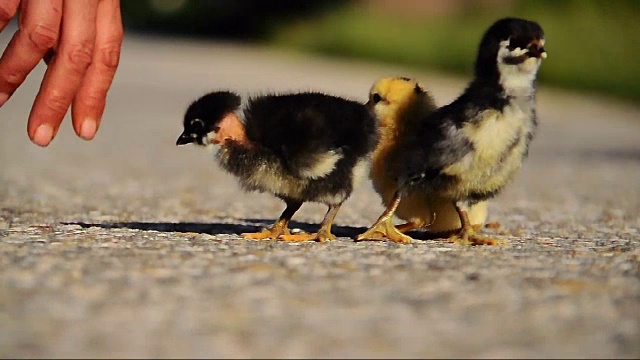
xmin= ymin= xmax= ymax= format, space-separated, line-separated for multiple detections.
xmin=177 ymin=90 xmax=378 ymax=242
xmin=357 ymin=17 xmax=547 ymax=245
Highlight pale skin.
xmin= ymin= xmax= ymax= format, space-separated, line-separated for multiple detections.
xmin=212 ymin=112 xmax=250 ymax=146
xmin=0 ymin=0 xmax=123 ymax=146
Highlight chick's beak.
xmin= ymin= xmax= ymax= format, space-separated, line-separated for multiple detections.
xmin=540 ymin=48 xmax=547 ymax=59
xmin=528 ymin=39 xmax=547 ymax=59
xmin=176 ymin=132 xmax=194 ymax=146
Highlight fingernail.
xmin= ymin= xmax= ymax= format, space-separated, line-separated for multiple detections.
xmin=33 ymin=124 xmax=54 ymax=147
xmin=80 ymin=118 xmax=97 ymax=140
xmin=0 ymin=92 xmax=9 ymax=107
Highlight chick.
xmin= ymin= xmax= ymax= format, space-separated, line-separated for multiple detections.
xmin=357 ymin=17 xmax=547 ymax=245
xmin=177 ymin=90 xmax=378 ymax=242
xmin=365 ymin=77 xmax=490 ymax=242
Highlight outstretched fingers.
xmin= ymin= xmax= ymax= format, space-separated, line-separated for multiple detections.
xmin=71 ymin=0 xmax=123 ymax=140
xmin=0 ymin=0 xmax=19 ymax=33
xmin=0 ymin=0 xmax=62 ymax=108
xmin=26 ymin=0 xmax=99 ymax=146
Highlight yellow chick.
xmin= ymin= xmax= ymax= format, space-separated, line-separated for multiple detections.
xmin=358 ymin=18 xmax=546 ymax=245
xmin=364 ymin=77 xmax=489 ymax=242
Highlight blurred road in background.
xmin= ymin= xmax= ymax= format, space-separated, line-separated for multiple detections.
xmin=1 ymin=32 xmax=639 ymax=358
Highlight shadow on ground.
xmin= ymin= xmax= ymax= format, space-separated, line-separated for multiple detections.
xmin=62 ymin=219 xmax=473 ymax=241
xmin=63 ymin=218 xmax=369 ymax=239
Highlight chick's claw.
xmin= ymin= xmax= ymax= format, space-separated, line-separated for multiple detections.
xmin=279 ymin=231 xmax=336 ymax=242
xmin=316 ymin=230 xmax=336 ymax=243
xmin=449 ymin=204 xmax=505 ymax=245
xmin=396 ymin=222 xmax=422 ymax=234
xmin=448 ymin=227 xmax=504 ymax=246
xmin=241 ymin=229 xmax=283 ymax=240
xmin=356 ymin=220 xmax=413 ymax=244
xmin=241 ymin=221 xmax=289 ymax=240
xmin=357 ymin=190 xmax=413 ymax=244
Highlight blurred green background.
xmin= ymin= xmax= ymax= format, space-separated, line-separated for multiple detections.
xmin=122 ymin=0 xmax=640 ymax=104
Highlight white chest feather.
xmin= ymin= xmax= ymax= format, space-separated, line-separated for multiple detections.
xmin=298 ymin=150 xmax=343 ymax=179
xmin=214 ymin=148 xmax=301 ymax=196
xmin=351 ymin=159 xmax=369 ymax=189
xmin=215 ymin=147 xmax=358 ymax=205
xmin=466 ymin=102 xmax=532 ymax=163
xmin=249 ymin=165 xmax=308 ymax=197
xmin=445 ymin=99 xmax=535 ymax=195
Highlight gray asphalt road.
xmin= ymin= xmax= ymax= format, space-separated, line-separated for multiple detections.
xmin=1 ymin=33 xmax=639 ymax=359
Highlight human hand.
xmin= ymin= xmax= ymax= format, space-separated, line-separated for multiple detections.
xmin=0 ymin=0 xmax=123 ymax=146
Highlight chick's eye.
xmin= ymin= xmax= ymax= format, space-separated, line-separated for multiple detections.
xmin=372 ymin=93 xmax=382 ymax=104
xmin=190 ymin=118 xmax=204 ymax=129
xmin=508 ymin=37 xmax=528 ymax=50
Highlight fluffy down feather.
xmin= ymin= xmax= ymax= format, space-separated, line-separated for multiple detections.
xmin=178 ymin=90 xmax=378 ymax=242
xmin=357 ymin=17 xmax=546 ymax=245
xmin=365 ymin=77 xmax=490 ymax=238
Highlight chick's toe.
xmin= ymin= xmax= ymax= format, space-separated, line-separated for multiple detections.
xmin=447 ymin=227 xmax=504 ymax=246
xmin=242 ymin=219 xmax=291 ymax=240
xmin=448 ymin=206 xmax=504 ymax=246
xmin=396 ymin=221 xmax=424 ymax=234
xmin=242 ymin=229 xmax=288 ymax=240
xmin=357 ymin=191 xmax=413 ymax=244
xmin=279 ymin=203 xmax=342 ymax=242
xmin=279 ymin=231 xmax=336 ymax=243
xmin=356 ymin=219 xmax=413 ymax=244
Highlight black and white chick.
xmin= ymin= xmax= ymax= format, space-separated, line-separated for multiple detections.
xmin=177 ymin=90 xmax=379 ymax=242
xmin=366 ymin=77 xmax=490 ymax=242
xmin=357 ymin=17 xmax=547 ymax=245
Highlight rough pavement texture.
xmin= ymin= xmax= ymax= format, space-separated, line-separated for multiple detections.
xmin=1 ymin=33 xmax=639 ymax=358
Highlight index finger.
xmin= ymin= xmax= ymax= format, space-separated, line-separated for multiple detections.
xmin=0 ymin=0 xmax=62 ymax=106
xmin=0 ymin=0 xmax=20 ymax=33
xmin=71 ymin=0 xmax=123 ymax=140
xmin=27 ymin=0 xmax=98 ymax=146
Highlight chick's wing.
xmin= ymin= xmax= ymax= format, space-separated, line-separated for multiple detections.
xmin=398 ymin=114 xmax=473 ymax=191
xmin=244 ymin=93 xmax=376 ymax=179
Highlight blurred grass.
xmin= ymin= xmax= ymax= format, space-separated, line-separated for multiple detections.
xmin=268 ymin=0 xmax=640 ymax=104
xmin=121 ymin=0 xmax=349 ymax=40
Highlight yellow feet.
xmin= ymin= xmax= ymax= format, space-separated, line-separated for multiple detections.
xmin=356 ymin=219 xmax=413 ymax=244
xmin=396 ymin=222 xmax=422 ymax=234
xmin=447 ymin=226 xmax=504 ymax=246
xmin=241 ymin=222 xmax=289 ymax=240
xmin=356 ymin=190 xmax=412 ymax=244
xmin=242 ymin=201 xmax=302 ymax=240
xmin=277 ymin=203 xmax=341 ymax=242
xmin=279 ymin=231 xmax=336 ymax=243
xmin=447 ymin=203 xmax=505 ymax=246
